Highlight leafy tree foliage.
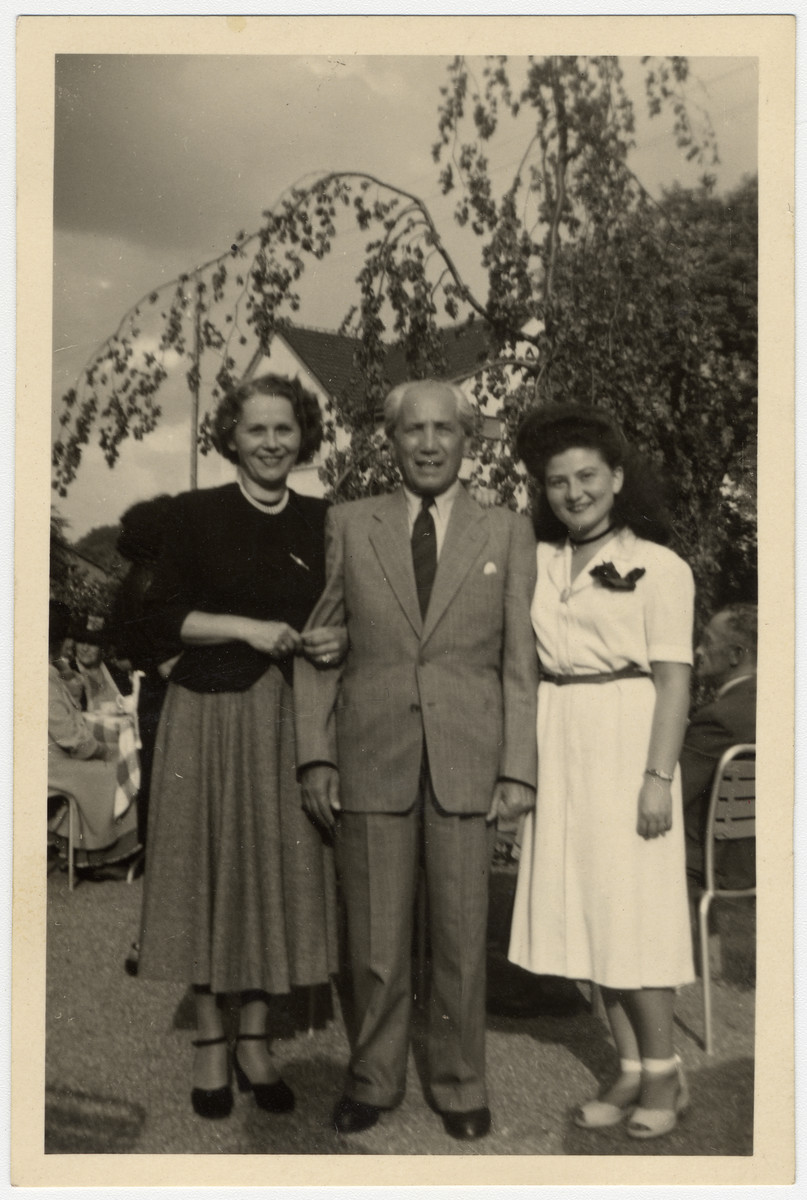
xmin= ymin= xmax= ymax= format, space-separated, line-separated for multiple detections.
xmin=52 ymin=55 xmax=755 ymax=607
xmin=49 ymin=509 xmax=72 ymax=589
xmin=512 ymin=174 xmax=757 ymax=608
xmin=49 ymin=510 xmax=122 ymax=617
xmin=72 ymin=524 xmax=126 ymax=577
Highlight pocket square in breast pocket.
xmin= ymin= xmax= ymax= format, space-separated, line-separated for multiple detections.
xmin=483 ymin=561 xmax=497 ymax=576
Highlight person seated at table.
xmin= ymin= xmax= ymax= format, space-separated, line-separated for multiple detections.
xmin=681 ymin=603 xmax=757 ymax=895
xmin=48 ymin=601 xmax=140 ymax=875
xmin=51 ymin=635 xmax=85 ymax=707
xmin=72 ymin=614 xmax=135 ymax=713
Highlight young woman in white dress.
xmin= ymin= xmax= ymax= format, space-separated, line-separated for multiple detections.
xmin=509 ymin=405 xmax=695 ymax=1140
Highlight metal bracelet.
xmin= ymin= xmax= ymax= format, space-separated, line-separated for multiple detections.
xmin=644 ymin=767 xmax=674 ymax=782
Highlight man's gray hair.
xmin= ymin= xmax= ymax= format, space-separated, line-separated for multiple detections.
xmin=383 ymin=379 xmax=477 ymax=439
xmin=719 ymin=603 xmax=758 ymax=657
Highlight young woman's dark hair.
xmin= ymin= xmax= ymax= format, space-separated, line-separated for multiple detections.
xmin=212 ymin=374 xmax=323 ymax=466
xmin=516 ymin=404 xmax=673 ymax=546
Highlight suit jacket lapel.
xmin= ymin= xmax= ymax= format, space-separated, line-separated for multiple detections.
xmin=422 ymin=487 xmax=487 ymax=644
xmin=368 ymin=490 xmax=423 ymax=636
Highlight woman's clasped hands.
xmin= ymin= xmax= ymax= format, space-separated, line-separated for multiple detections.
xmin=242 ymin=619 xmax=347 ymax=667
xmin=242 ymin=619 xmax=301 ymax=659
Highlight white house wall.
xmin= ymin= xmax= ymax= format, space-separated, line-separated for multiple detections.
xmin=247 ymin=337 xmax=353 ymax=500
xmin=244 ymin=333 xmax=534 ymax=507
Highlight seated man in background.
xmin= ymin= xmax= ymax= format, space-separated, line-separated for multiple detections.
xmin=681 ymin=602 xmax=757 ymax=895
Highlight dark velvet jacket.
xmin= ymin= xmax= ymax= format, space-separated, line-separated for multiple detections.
xmin=146 ymin=484 xmax=328 ymax=692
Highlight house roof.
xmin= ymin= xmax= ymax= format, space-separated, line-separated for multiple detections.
xmin=62 ymin=545 xmax=114 ymax=583
xmin=280 ymin=324 xmax=367 ymax=410
xmin=278 ymin=320 xmax=495 ymax=413
xmin=382 ymin=322 xmax=494 ymax=387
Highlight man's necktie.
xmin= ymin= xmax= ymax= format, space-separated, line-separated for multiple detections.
xmin=412 ymin=496 xmax=437 ymax=618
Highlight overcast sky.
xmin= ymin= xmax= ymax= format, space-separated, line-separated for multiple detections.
xmin=52 ymin=54 xmax=758 ymax=539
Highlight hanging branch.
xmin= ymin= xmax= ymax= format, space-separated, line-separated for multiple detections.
xmin=52 ymin=168 xmax=500 ymax=496
xmin=52 ymin=54 xmax=749 ymax=616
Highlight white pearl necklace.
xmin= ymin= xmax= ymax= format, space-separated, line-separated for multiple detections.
xmin=237 ymin=474 xmax=289 ymax=515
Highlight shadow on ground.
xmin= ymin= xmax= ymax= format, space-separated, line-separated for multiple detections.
xmin=45 ymin=1086 xmax=147 ymax=1154
xmin=45 ymin=861 xmax=755 ymax=1157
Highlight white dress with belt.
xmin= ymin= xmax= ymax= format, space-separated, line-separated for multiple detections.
xmin=509 ymin=528 xmax=696 ymax=989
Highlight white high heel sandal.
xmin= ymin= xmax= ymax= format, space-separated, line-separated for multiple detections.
xmin=573 ymin=1058 xmax=642 ymax=1129
xmin=626 ymin=1055 xmax=689 ymax=1140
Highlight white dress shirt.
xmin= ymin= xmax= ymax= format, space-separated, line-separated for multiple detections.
xmin=402 ymin=480 xmax=461 ymax=560
xmin=715 ymin=672 xmax=756 ymax=699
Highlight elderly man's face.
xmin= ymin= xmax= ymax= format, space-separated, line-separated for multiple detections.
xmin=392 ymin=384 xmax=466 ymax=497
xmin=695 ymin=612 xmax=738 ymax=684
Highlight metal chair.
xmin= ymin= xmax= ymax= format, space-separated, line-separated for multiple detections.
xmin=47 ymin=794 xmax=80 ymax=891
xmin=698 ymin=743 xmax=756 ymax=1054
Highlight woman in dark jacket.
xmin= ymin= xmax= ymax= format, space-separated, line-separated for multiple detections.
xmin=138 ymin=375 xmax=344 ymax=1119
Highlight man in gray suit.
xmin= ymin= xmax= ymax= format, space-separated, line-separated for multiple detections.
xmin=296 ymin=379 xmax=538 ymax=1140
xmin=682 ymin=603 xmax=757 ymax=894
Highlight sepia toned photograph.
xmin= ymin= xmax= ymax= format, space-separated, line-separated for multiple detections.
xmin=14 ymin=12 xmax=795 ymax=1190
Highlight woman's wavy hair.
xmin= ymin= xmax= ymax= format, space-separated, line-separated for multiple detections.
xmin=212 ymin=374 xmax=323 ymax=466
xmin=516 ymin=404 xmax=673 ymax=546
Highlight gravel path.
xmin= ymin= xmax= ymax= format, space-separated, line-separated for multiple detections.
xmin=44 ymin=865 xmax=755 ymax=1161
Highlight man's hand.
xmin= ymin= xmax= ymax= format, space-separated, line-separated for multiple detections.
xmin=486 ymin=780 xmax=536 ymax=824
xmin=300 ymin=764 xmax=342 ymax=830
xmin=300 ymin=625 xmax=348 ymax=668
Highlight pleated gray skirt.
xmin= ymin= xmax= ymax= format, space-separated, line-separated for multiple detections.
xmin=138 ymin=667 xmax=338 ymax=994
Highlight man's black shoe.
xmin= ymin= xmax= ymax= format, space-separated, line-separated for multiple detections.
xmin=332 ymin=1096 xmax=382 ymax=1135
xmin=441 ymin=1106 xmax=491 ymax=1140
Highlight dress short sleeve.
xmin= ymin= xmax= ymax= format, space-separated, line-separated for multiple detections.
xmin=643 ymin=546 xmax=695 ymax=665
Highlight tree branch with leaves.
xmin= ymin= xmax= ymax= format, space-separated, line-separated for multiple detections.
xmin=53 ymin=56 xmax=753 ymax=608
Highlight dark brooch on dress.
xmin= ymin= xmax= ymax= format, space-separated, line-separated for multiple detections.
xmin=589 ymin=562 xmax=646 ymax=591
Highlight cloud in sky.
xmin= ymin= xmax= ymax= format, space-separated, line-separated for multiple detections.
xmin=52 ymin=54 xmax=758 ymax=538
xmin=60 ymin=416 xmax=236 ymax=542
xmin=54 ymin=55 xmax=449 ymax=252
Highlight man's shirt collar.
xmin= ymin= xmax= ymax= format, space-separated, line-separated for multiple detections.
xmin=716 ymin=671 xmax=756 ymax=699
xmin=402 ymin=478 xmax=461 ymax=523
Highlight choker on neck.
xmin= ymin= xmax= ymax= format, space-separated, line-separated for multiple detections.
xmin=569 ymin=522 xmax=616 ymax=549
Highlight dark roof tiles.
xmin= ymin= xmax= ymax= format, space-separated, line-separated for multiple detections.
xmin=280 ymin=325 xmax=366 ymax=408
xmin=278 ymin=321 xmax=494 ymax=412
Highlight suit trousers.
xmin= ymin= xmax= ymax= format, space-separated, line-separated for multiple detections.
xmin=336 ymin=767 xmax=494 ymax=1113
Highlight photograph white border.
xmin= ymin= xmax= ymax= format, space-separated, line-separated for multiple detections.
xmin=12 ymin=8 xmax=797 ymax=1192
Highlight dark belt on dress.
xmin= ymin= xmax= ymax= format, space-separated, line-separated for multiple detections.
xmin=540 ymin=665 xmax=651 ymax=686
